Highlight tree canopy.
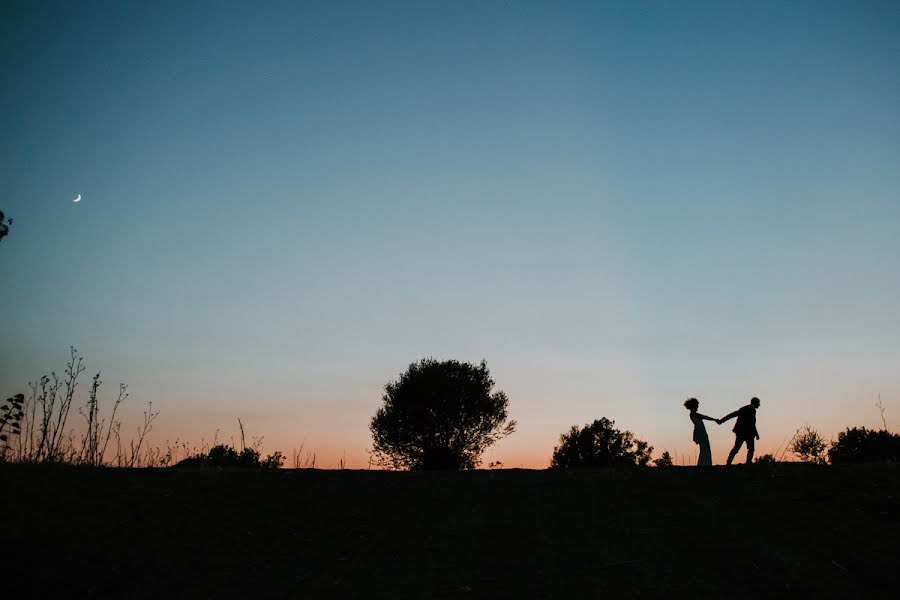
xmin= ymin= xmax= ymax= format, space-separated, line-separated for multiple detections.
xmin=0 ymin=210 xmax=11 ymax=243
xmin=369 ymin=358 xmax=516 ymax=470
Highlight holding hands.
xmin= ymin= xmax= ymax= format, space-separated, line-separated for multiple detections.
xmin=687 ymin=397 xmax=761 ymax=466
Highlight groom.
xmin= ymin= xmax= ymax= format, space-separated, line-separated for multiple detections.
xmin=719 ymin=397 xmax=761 ymax=465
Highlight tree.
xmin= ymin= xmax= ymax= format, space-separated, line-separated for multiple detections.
xmin=551 ymin=418 xmax=653 ymax=469
xmin=828 ymin=427 xmax=900 ymax=464
xmin=369 ymin=358 xmax=516 ymax=470
xmin=788 ymin=425 xmax=827 ymax=464
xmin=0 ymin=210 xmax=11 ymax=243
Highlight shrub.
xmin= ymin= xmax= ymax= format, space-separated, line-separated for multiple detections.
xmin=370 ymin=358 xmax=516 ymax=470
xmin=175 ymin=444 xmax=284 ymax=468
xmin=828 ymin=427 xmax=900 ymax=464
xmin=653 ymin=451 xmax=673 ymax=467
xmin=262 ymin=451 xmax=285 ymax=469
xmin=551 ymin=418 xmax=653 ymax=469
xmin=788 ymin=425 xmax=827 ymax=464
xmin=755 ymin=453 xmax=776 ymax=464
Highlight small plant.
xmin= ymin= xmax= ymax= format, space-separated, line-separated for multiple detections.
xmin=755 ymin=453 xmax=776 ymax=464
xmin=18 ymin=346 xmax=87 ymax=463
xmin=292 ymin=443 xmax=317 ymax=469
xmin=78 ymin=373 xmax=129 ymax=466
xmin=10 ymin=348 xmax=87 ymax=462
xmin=5 ymin=348 xmax=164 ymax=466
xmin=788 ymin=425 xmax=828 ymax=464
xmin=652 ymin=451 xmax=673 ymax=467
xmin=875 ymin=396 xmax=888 ymax=431
xmin=113 ymin=401 xmax=159 ymax=467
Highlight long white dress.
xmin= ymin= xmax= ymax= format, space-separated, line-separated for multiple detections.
xmin=691 ymin=412 xmax=713 ymax=466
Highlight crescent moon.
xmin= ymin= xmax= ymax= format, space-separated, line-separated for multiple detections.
xmin=73 ymin=194 xmax=81 ymax=203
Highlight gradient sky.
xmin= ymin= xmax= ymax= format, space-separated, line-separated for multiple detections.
xmin=2 ymin=1 xmax=898 ymax=467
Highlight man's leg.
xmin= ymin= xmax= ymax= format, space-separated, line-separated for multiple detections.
xmin=745 ymin=436 xmax=755 ymax=464
xmin=726 ymin=437 xmax=743 ymax=465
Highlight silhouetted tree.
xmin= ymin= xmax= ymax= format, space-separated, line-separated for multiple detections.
xmin=369 ymin=358 xmax=516 ymax=470
xmin=551 ymin=418 xmax=653 ymax=469
xmin=653 ymin=451 xmax=673 ymax=467
xmin=789 ymin=425 xmax=827 ymax=463
xmin=827 ymin=427 xmax=900 ymax=464
xmin=0 ymin=210 xmax=11 ymax=243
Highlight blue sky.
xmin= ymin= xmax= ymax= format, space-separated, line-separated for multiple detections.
xmin=2 ymin=1 xmax=898 ymax=466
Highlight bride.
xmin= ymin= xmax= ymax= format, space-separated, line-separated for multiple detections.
xmin=684 ymin=398 xmax=717 ymax=466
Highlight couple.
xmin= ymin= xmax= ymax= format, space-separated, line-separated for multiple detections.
xmin=684 ymin=397 xmax=761 ymax=466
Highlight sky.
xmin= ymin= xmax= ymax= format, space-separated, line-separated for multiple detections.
xmin=1 ymin=0 xmax=899 ymax=467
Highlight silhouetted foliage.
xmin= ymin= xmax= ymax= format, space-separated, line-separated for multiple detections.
xmin=653 ymin=451 xmax=673 ymax=467
xmin=0 ymin=210 xmax=11 ymax=243
xmin=551 ymin=418 xmax=653 ymax=469
xmin=827 ymin=427 xmax=900 ymax=464
xmin=0 ymin=394 xmax=25 ymax=460
xmin=789 ymin=425 xmax=827 ymax=464
xmin=3 ymin=348 xmax=159 ymax=466
xmin=369 ymin=358 xmax=516 ymax=470
xmin=176 ymin=444 xmax=285 ymax=468
xmin=755 ymin=453 xmax=777 ymax=464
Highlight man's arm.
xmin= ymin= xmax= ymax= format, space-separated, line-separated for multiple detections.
xmin=718 ymin=410 xmax=739 ymax=425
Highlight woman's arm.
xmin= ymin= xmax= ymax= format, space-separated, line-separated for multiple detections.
xmin=719 ymin=410 xmax=739 ymax=423
xmin=697 ymin=413 xmax=717 ymax=422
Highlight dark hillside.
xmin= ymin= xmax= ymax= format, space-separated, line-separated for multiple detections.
xmin=2 ymin=464 xmax=897 ymax=598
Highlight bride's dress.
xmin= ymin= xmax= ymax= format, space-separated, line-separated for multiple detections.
xmin=691 ymin=413 xmax=713 ymax=466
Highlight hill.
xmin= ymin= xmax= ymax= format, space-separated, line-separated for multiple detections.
xmin=2 ymin=463 xmax=896 ymax=598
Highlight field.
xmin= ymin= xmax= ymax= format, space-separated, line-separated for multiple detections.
xmin=2 ymin=463 xmax=897 ymax=598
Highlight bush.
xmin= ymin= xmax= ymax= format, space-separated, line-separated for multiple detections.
xmin=828 ymin=427 xmax=900 ymax=464
xmin=370 ymin=358 xmax=516 ymax=470
xmin=653 ymin=451 xmax=673 ymax=467
xmin=551 ymin=418 xmax=653 ymax=469
xmin=755 ymin=453 xmax=776 ymax=464
xmin=176 ymin=444 xmax=285 ymax=468
xmin=789 ymin=425 xmax=828 ymax=464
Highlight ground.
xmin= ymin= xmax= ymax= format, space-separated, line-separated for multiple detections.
xmin=1 ymin=463 xmax=897 ymax=598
